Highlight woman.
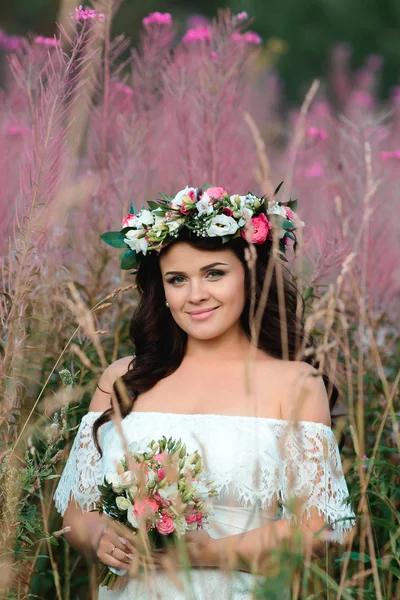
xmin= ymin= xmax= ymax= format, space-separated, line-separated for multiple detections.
xmin=54 ymin=186 xmax=355 ymax=598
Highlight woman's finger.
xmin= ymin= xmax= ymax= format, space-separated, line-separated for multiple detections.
xmin=97 ymin=548 xmax=132 ymax=570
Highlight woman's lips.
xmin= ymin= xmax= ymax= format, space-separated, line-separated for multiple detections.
xmin=187 ymin=307 xmax=219 ymax=321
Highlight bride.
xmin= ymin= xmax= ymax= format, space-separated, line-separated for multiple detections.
xmin=54 ymin=186 xmax=355 ymax=599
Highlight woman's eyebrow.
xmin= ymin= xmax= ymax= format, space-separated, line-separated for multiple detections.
xmin=164 ymin=262 xmax=229 ymax=276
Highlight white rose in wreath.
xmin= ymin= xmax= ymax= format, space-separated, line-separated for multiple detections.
xmin=207 ymin=214 xmax=239 ymax=237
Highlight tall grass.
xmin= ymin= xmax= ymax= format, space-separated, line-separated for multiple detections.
xmin=0 ymin=3 xmax=399 ymax=598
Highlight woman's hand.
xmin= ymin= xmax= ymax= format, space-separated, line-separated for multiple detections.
xmin=151 ymin=529 xmax=217 ymax=570
xmin=95 ymin=519 xmax=136 ymax=571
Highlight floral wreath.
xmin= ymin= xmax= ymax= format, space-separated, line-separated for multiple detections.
xmin=101 ymin=184 xmax=304 ymax=270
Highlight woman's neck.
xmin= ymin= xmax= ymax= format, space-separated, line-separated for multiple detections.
xmin=185 ymin=325 xmax=252 ymax=361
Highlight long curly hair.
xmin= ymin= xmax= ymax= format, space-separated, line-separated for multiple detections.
xmin=93 ymin=233 xmax=339 ymax=453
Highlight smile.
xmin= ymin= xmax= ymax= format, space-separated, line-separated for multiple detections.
xmin=187 ymin=307 xmax=219 ymax=321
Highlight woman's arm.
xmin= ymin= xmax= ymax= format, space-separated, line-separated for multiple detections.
xmin=61 ymin=356 xmax=136 ymax=569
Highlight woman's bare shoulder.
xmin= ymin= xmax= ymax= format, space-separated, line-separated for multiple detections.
xmin=279 ymin=360 xmax=331 ymax=425
xmin=88 ymin=355 xmax=135 ymax=412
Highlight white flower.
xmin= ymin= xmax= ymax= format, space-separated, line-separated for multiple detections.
xmin=124 ymin=229 xmax=142 ymax=248
xmin=238 ymin=207 xmax=253 ymax=227
xmin=174 ymin=516 xmax=187 ymax=536
xmin=266 ymin=201 xmax=286 ymax=218
xmin=146 ymin=469 xmax=158 ymax=486
xmin=207 ymin=214 xmax=239 ymax=237
xmin=139 ymin=209 xmax=154 ymax=226
xmin=196 ymin=197 xmax=214 ymax=216
xmin=171 ymin=186 xmax=198 ymax=208
xmin=128 ymin=440 xmax=153 ymax=454
xmin=167 ymin=218 xmax=184 ymax=233
xmin=229 ymin=194 xmax=247 ymax=208
xmin=191 ymin=480 xmax=210 ymax=500
xmin=118 ymin=471 xmax=134 ymax=488
xmin=116 ymin=496 xmax=132 ymax=511
xmin=127 ymin=505 xmax=139 ymax=528
xmin=158 ymin=481 xmax=179 ymax=501
xmin=105 ymin=471 xmax=123 ymax=493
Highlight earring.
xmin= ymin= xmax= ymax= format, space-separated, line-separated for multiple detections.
xmin=165 ymin=300 xmax=169 ymax=308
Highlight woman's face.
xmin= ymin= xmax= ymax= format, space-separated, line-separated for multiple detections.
xmin=160 ymin=242 xmax=246 ymax=340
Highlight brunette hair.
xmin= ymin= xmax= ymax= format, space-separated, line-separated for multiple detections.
xmin=93 ymin=233 xmax=340 ymax=453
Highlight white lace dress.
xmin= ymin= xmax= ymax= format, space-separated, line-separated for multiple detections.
xmin=54 ymin=411 xmax=355 ymax=599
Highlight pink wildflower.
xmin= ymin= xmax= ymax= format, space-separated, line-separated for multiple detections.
xmin=74 ymin=5 xmax=105 ymax=23
xmin=304 ymin=162 xmax=324 ymax=178
xmin=114 ymin=81 xmax=134 ymax=96
xmin=35 ymin=36 xmax=61 ymax=48
xmin=156 ymin=514 xmax=175 ymax=535
xmin=380 ymin=150 xmax=400 ymax=160
xmin=182 ymin=26 xmax=211 ymax=43
xmin=307 ymin=127 xmax=328 ymax=140
xmin=7 ymin=124 xmax=30 ymax=137
xmin=236 ymin=11 xmax=249 ymax=20
xmin=350 ymin=90 xmax=373 ymax=108
xmin=243 ymin=31 xmax=262 ymax=45
xmin=232 ymin=31 xmax=262 ymax=45
xmin=143 ymin=12 xmax=172 ymax=26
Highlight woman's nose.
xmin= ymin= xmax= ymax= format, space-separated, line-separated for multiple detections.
xmin=188 ymin=279 xmax=210 ymax=304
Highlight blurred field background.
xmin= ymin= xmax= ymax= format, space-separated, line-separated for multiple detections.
xmin=0 ymin=0 xmax=399 ymax=599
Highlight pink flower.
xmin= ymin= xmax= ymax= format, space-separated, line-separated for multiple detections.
xmin=203 ymin=186 xmax=227 ymax=200
xmin=185 ymin=512 xmax=203 ymax=525
xmin=236 ymin=11 xmax=249 ymax=20
xmin=35 ymin=36 xmax=61 ymax=48
xmin=157 ymin=467 xmax=166 ymax=481
xmin=115 ymin=82 xmax=134 ymax=96
xmin=121 ymin=213 xmax=136 ymax=228
xmin=134 ymin=497 xmax=159 ymax=517
xmin=182 ymin=26 xmax=211 ymax=43
xmin=307 ymin=127 xmax=328 ymax=140
xmin=156 ymin=514 xmax=175 ymax=535
xmin=241 ymin=213 xmax=271 ymax=244
xmin=285 ymin=207 xmax=295 ymax=220
xmin=244 ymin=31 xmax=262 ymax=45
xmin=143 ymin=12 xmax=172 ymax=26
xmin=154 ymin=453 xmax=166 ymax=462
xmin=223 ymin=207 xmax=233 ymax=216
xmin=304 ymin=162 xmax=324 ymax=178
xmin=74 ymin=5 xmax=105 ymax=23
xmin=7 ymin=124 xmax=30 ymax=137
xmin=380 ymin=150 xmax=400 ymax=160
xmin=232 ymin=31 xmax=262 ymax=45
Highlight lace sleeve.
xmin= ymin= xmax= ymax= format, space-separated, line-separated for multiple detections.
xmin=54 ymin=412 xmax=104 ymax=517
xmin=278 ymin=421 xmax=355 ymax=540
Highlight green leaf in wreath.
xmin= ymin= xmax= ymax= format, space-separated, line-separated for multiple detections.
xmin=274 ymin=181 xmax=284 ymax=196
xmin=101 ymin=231 xmax=127 ymax=248
xmin=148 ymin=200 xmax=163 ymax=210
xmin=129 ymin=201 xmax=136 ymax=214
xmin=287 ymin=199 xmax=298 ymax=212
xmin=120 ymin=250 xmax=138 ymax=270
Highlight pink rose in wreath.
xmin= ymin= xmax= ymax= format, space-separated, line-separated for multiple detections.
xmin=241 ymin=213 xmax=271 ymax=244
xmin=201 ymin=186 xmax=227 ymax=200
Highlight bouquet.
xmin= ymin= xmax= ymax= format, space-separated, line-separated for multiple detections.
xmin=97 ymin=436 xmax=218 ymax=588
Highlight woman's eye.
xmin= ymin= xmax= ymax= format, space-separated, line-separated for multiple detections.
xmin=167 ymin=276 xmax=186 ymax=284
xmin=207 ymin=270 xmax=225 ymax=279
